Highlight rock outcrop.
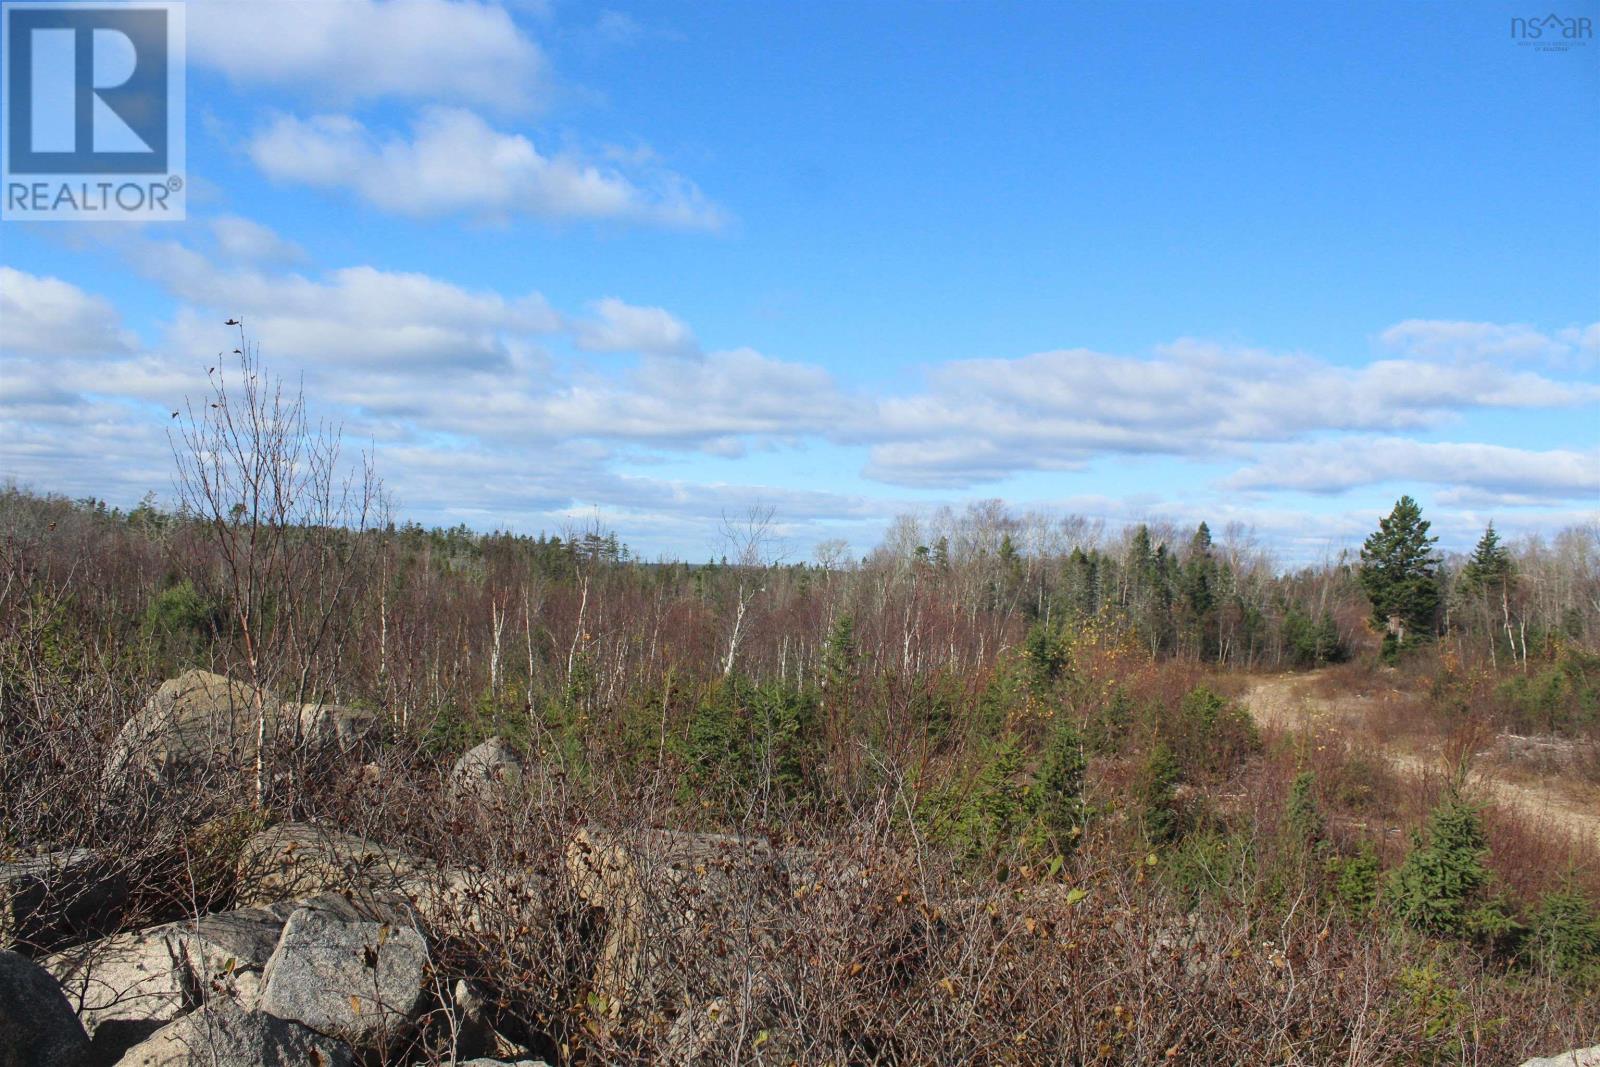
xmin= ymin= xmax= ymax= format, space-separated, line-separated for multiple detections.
xmin=233 ymin=821 xmax=531 ymax=936
xmin=298 ymin=702 xmax=381 ymax=760
xmin=235 ymin=823 xmax=424 ymax=911
xmin=450 ymin=736 xmax=526 ymax=798
xmin=0 ymin=848 xmax=124 ymax=953
xmin=0 ymin=949 xmax=91 ymax=1067
xmin=1519 ymin=1048 xmax=1600 ymax=1067
xmin=44 ymin=903 xmax=291 ymax=1041
xmin=565 ymin=828 xmax=790 ymax=1011
xmin=117 ymin=998 xmax=353 ymax=1067
xmin=258 ymin=904 xmax=431 ymax=1051
xmin=105 ymin=673 xmax=381 ymax=794
xmin=103 ymin=670 xmax=284 ymax=791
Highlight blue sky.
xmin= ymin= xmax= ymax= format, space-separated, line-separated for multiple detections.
xmin=1 ymin=0 xmax=1596 ymax=562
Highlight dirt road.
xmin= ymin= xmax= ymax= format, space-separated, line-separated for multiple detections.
xmin=1242 ymin=672 xmax=1600 ymax=852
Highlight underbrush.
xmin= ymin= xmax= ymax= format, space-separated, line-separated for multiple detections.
xmin=5 ymin=511 xmax=1600 ymax=1064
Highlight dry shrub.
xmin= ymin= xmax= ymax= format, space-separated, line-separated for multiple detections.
xmin=1479 ymin=804 xmax=1600 ymax=905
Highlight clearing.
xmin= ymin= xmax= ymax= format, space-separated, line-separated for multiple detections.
xmin=1242 ymin=670 xmax=1600 ymax=852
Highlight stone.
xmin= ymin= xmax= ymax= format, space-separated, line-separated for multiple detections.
xmin=103 ymin=671 xmax=285 ymax=791
xmin=408 ymin=862 xmax=552 ymax=939
xmin=564 ymin=827 xmax=791 ymax=1011
xmin=1520 ymin=1048 xmax=1600 ymax=1067
xmin=451 ymin=979 xmax=499 ymax=1059
xmin=0 ymin=848 xmax=124 ymax=953
xmin=444 ymin=978 xmax=550 ymax=1063
xmin=451 ymin=737 xmax=526 ymax=796
xmin=661 ymin=995 xmax=735 ymax=1065
xmin=298 ymin=703 xmax=381 ymax=759
xmin=232 ymin=822 xmax=504 ymax=935
xmin=116 ymin=998 xmax=352 ymax=1067
xmin=234 ymin=822 xmax=423 ymax=910
xmin=258 ymin=904 xmax=431 ymax=1050
xmin=43 ymin=904 xmax=288 ymax=1039
xmin=0 ymin=949 xmax=91 ymax=1067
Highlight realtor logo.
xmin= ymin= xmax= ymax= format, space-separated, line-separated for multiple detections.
xmin=2 ymin=1 xmax=185 ymax=220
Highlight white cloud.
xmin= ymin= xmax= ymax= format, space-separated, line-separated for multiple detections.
xmin=547 ymin=348 xmax=852 ymax=442
xmin=0 ymin=268 xmax=135 ymax=358
xmin=247 ymin=108 xmax=725 ymax=229
xmin=6 ymin=243 xmax=1594 ymax=558
xmin=859 ymin=341 xmax=1598 ymax=488
xmin=593 ymin=10 xmax=645 ymax=46
xmin=1380 ymin=319 xmax=1600 ymax=368
xmin=190 ymin=0 xmax=545 ymax=111
xmin=1223 ymin=438 xmax=1599 ymax=503
xmin=125 ymin=238 xmax=561 ymax=373
xmin=209 ymin=216 xmax=306 ymax=265
xmin=573 ymin=297 xmax=698 ymax=357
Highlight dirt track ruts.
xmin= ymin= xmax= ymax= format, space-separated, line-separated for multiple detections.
xmin=1242 ymin=671 xmax=1600 ymax=852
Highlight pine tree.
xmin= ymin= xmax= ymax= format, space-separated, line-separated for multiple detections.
xmin=1358 ymin=496 xmax=1440 ymax=661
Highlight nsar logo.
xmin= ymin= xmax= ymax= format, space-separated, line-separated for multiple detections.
xmin=2 ymin=1 xmax=186 ymax=221
xmin=1510 ymin=11 xmax=1593 ymax=50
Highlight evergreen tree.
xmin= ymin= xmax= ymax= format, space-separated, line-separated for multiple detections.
xmin=1390 ymin=794 xmax=1493 ymax=939
xmin=1461 ymin=522 xmax=1516 ymax=663
xmin=1327 ymin=842 xmax=1381 ymax=916
xmin=1065 ymin=547 xmax=1100 ymax=619
xmin=683 ymin=677 xmax=749 ymax=793
xmin=1136 ymin=742 xmax=1183 ymax=846
xmin=1031 ymin=717 xmax=1087 ymax=853
xmin=1358 ymin=496 xmax=1441 ymax=660
xmin=1128 ymin=525 xmax=1174 ymax=652
xmin=1285 ymin=770 xmax=1324 ymax=847
xmin=1022 ymin=617 xmax=1070 ymax=697
xmin=1461 ymin=522 xmax=1513 ymax=591
xmin=1180 ymin=523 xmax=1217 ymax=656
xmin=751 ymin=683 xmax=819 ymax=804
xmin=1529 ymin=885 xmax=1600 ymax=983
xmin=1282 ymin=606 xmax=1344 ymax=667
xmin=926 ymin=734 xmax=1031 ymax=864
xmin=820 ymin=613 xmax=859 ymax=727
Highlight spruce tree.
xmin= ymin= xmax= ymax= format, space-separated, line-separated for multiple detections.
xmin=1285 ymin=771 xmax=1324 ymax=848
xmin=1136 ymin=742 xmax=1183 ymax=846
xmin=1461 ymin=522 xmax=1516 ymax=664
xmin=821 ymin=614 xmax=858 ymax=694
xmin=1390 ymin=794 xmax=1490 ymax=938
xmin=1530 ymin=885 xmax=1600 ymax=983
xmin=1022 ymin=617 xmax=1070 ymax=697
xmin=1180 ymin=522 xmax=1217 ymax=656
xmin=1358 ymin=495 xmax=1440 ymax=660
xmin=1462 ymin=522 xmax=1512 ymax=590
xmin=1032 ymin=717 xmax=1087 ymax=854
